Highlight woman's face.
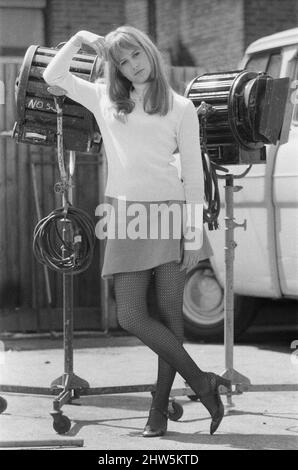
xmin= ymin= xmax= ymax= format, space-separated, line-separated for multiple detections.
xmin=117 ymin=46 xmax=151 ymax=85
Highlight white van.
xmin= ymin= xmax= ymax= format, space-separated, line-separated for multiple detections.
xmin=183 ymin=28 xmax=298 ymax=340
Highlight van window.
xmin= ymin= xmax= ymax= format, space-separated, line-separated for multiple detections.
xmin=292 ymin=103 xmax=298 ymax=125
xmin=266 ymin=54 xmax=282 ymax=78
xmin=245 ymin=53 xmax=268 ymax=73
xmin=245 ymin=51 xmax=281 ymax=78
xmin=291 ymin=61 xmax=298 ymax=125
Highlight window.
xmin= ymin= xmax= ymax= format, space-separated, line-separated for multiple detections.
xmin=245 ymin=51 xmax=282 ymax=78
xmin=245 ymin=53 xmax=268 ymax=73
xmin=290 ymin=61 xmax=298 ymax=125
xmin=266 ymin=53 xmax=282 ymax=78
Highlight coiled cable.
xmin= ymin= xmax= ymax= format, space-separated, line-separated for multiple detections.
xmin=33 ymin=204 xmax=96 ymax=275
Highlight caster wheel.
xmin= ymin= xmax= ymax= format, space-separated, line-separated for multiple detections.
xmin=187 ymin=394 xmax=199 ymax=401
xmin=168 ymin=400 xmax=183 ymax=421
xmin=52 ymin=414 xmax=71 ymax=434
xmin=0 ymin=396 xmax=7 ymax=413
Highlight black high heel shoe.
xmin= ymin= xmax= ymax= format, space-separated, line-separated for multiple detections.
xmin=142 ymin=407 xmax=168 ymax=437
xmin=198 ymin=373 xmax=231 ymax=435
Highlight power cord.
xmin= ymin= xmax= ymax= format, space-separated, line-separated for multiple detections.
xmin=33 ymin=204 xmax=96 ymax=275
xmin=197 ymin=102 xmax=228 ymax=230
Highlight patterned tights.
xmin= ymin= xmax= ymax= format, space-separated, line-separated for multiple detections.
xmin=114 ymin=261 xmax=208 ymax=412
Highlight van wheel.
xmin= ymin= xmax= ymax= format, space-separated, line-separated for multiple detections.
xmin=183 ymin=261 xmax=260 ymax=342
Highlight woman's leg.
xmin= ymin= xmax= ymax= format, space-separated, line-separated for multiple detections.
xmin=114 ymin=268 xmax=207 ymax=396
xmin=114 ymin=268 xmax=230 ymax=434
xmin=152 ymin=262 xmax=186 ymax=412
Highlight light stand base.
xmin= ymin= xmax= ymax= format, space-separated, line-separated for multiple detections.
xmin=51 ymin=373 xmax=90 ymax=390
xmin=221 ymin=368 xmax=251 ymax=385
xmin=51 ymin=373 xmax=90 ymax=412
xmin=221 ymin=368 xmax=251 ymax=408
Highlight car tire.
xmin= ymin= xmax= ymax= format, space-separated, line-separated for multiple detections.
xmin=183 ymin=260 xmax=261 ymax=342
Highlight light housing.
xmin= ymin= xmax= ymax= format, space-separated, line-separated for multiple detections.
xmin=185 ymin=70 xmax=290 ymax=164
xmin=13 ymin=45 xmax=102 ymax=152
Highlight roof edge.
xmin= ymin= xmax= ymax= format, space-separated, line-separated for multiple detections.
xmin=246 ymin=28 xmax=298 ymax=54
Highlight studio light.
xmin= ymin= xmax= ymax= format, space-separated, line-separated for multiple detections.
xmin=13 ymin=45 xmax=102 ymax=152
xmin=185 ymin=70 xmax=290 ymax=164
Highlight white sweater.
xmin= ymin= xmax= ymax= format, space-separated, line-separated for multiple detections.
xmin=43 ymin=38 xmax=204 ymax=226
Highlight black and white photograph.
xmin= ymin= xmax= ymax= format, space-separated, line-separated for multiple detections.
xmin=0 ymin=0 xmax=297 ymax=454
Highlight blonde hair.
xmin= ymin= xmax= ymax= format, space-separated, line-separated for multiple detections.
xmin=104 ymin=25 xmax=172 ymax=121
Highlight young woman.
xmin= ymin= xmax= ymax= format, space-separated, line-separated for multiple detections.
xmin=43 ymin=25 xmax=230 ymax=437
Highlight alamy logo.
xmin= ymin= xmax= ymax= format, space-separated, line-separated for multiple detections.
xmin=95 ymin=198 xmax=203 ymax=250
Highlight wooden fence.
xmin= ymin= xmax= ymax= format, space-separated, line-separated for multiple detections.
xmin=0 ymin=59 xmax=202 ymax=333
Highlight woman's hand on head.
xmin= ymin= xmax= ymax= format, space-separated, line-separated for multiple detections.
xmin=73 ymin=30 xmax=106 ymax=56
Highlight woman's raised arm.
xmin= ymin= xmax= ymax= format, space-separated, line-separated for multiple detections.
xmin=43 ymin=30 xmax=106 ymax=112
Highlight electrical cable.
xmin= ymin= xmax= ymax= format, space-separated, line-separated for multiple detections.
xmin=202 ymin=148 xmax=221 ymax=230
xmin=198 ymin=103 xmax=229 ymax=230
xmin=33 ymin=204 xmax=96 ymax=275
xmin=201 ymin=146 xmax=252 ymax=229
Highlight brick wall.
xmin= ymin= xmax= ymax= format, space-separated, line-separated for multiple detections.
xmin=122 ymin=0 xmax=244 ymax=70
xmin=45 ymin=0 xmax=298 ymax=70
xmin=124 ymin=0 xmax=148 ymax=34
xmin=155 ymin=0 xmax=244 ymax=71
xmin=46 ymin=0 xmax=125 ymax=46
xmin=244 ymin=0 xmax=298 ymax=48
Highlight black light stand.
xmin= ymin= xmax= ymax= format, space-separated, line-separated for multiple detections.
xmin=198 ymin=101 xmax=298 ymax=408
xmin=47 ymin=88 xmax=90 ymax=432
xmin=220 ymin=168 xmax=252 ymax=408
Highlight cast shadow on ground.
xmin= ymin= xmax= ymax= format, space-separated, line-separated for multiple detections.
xmin=65 ymin=418 xmax=298 ymax=450
xmin=75 ymin=393 xmax=298 ymax=417
xmin=2 ymin=334 xmax=143 ymax=352
xmin=153 ymin=432 xmax=298 ymax=450
xmin=65 ymin=395 xmax=298 ymax=450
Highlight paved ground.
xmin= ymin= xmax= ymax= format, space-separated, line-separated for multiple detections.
xmin=0 ymin=333 xmax=297 ymax=450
